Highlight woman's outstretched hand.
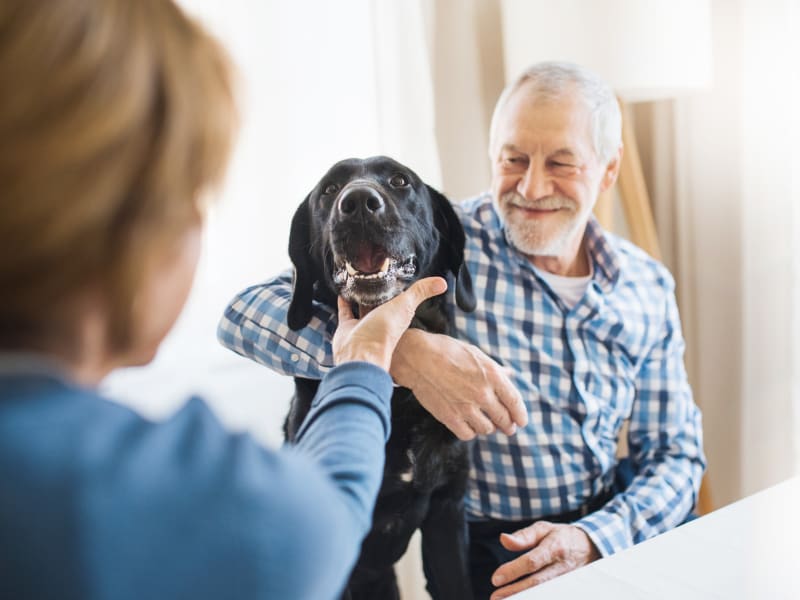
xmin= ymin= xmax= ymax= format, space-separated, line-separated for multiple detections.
xmin=332 ymin=277 xmax=448 ymax=371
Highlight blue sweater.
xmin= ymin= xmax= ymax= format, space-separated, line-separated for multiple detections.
xmin=0 ymin=360 xmax=392 ymax=599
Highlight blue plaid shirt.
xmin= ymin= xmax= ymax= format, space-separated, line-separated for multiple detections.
xmin=218 ymin=193 xmax=706 ymax=556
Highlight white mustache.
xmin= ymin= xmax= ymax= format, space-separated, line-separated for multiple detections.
xmin=503 ymin=192 xmax=576 ymax=211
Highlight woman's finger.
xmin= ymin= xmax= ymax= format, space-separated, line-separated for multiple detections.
xmin=337 ymin=296 xmax=355 ymax=322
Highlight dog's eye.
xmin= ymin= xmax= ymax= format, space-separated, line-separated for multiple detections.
xmin=389 ymin=174 xmax=410 ymax=188
xmin=323 ymin=183 xmax=340 ymax=196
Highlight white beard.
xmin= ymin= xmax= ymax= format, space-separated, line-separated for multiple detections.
xmin=495 ymin=191 xmax=588 ymax=257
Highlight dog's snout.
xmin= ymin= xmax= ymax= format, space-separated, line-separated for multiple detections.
xmin=338 ymin=186 xmax=385 ymax=217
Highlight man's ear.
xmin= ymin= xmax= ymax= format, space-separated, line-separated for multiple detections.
xmin=428 ymin=185 xmax=476 ymax=313
xmin=287 ymin=194 xmax=317 ymax=330
xmin=600 ymin=145 xmax=623 ymax=193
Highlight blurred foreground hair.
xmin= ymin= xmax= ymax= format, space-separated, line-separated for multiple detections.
xmin=0 ymin=0 xmax=238 ymax=353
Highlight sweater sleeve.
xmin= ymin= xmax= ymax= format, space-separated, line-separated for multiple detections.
xmin=80 ymin=362 xmax=393 ymax=600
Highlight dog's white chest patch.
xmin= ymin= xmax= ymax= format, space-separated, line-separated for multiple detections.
xmin=399 ymin=448 xmax=415 ymax=483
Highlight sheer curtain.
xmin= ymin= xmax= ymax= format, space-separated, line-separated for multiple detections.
xmin=736 ymin=0 xmax=799 ymax=497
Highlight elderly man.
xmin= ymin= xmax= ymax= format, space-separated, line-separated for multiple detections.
xmin=218 ymin=61 xmax=705 ymax=599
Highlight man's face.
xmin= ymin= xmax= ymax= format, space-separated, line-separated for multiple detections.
xmin=490 ymin=85 xmax=620 ymax=263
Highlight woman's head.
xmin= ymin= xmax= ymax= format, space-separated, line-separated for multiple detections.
xmin=0 ymin=0 xmax=237 ymax=369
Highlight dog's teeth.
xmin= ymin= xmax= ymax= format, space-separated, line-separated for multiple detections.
xmin=380 ymin=258 xmax=391 ymax=273
xmin=346 ymin=262 xmax=357 ymax=276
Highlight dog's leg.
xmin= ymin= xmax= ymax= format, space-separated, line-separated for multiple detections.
xmin=347 ymin=569 xmax=400 ymax=600
xmin=419 ymin=487 xmax=473 ymax=600
xmin=284 ymin=378 xmax=319 ymax=442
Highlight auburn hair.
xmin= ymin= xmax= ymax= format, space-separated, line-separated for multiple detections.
xmin=0 ymin=0 xmax=237 ymax=352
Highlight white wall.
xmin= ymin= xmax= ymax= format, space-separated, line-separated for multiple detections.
xmin=738 ymin=0 xmax=799 ymax=495
xmin=673 ymin=0 xmax=746 ymax=507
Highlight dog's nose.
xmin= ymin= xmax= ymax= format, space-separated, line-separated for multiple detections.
xmin=338 ymin=186 xmax=385 ymax=217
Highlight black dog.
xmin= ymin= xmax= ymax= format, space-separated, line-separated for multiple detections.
xmin=285 ymin=156 xmax=475 ymax=600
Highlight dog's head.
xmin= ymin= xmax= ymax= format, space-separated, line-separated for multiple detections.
xmin=287 ymin=156 xmax=475 ymax=330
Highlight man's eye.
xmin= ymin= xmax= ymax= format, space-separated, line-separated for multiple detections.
xmin=323 ymin=183 xmax=340 ymax=195
xmin=389 ymin=174 xmax=409 ymax=188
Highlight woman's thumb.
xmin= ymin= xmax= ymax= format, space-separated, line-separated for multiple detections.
xmin=337 ymin=296 xmax=355 ymax=321
xmin=402 ymin=277 xmax=447 ymax=311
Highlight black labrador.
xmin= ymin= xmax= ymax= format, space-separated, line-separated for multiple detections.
xmin=285 ymin=156 xmax=475 ymax=600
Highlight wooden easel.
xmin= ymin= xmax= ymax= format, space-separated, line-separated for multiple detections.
xmin=594 ymin=101 xmax=662 ymax=257
xmin=595 ymin=100 xmax=713 ymax=516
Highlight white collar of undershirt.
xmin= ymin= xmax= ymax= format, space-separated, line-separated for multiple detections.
xmin=530 ymin=256 xmax=594 ymax=309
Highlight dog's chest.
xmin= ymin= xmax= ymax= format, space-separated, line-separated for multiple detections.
xmin=383 ymin=388 xmax=464 ymax=492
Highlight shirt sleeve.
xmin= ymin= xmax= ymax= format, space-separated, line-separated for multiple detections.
xmin=84 ymin=362 xmax=393 ymax=600
xmin=216 ymin=269 xmax=337 ymax=379
xmin=574 ymin=290 xmax=706 ymax=556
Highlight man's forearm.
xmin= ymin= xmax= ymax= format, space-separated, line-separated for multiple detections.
xmin=217 ymin=270 xmax=336 ymax=379
xmin=574 ymin=449 xmax=704 ymax=557
xmin=390 ymin=328 xmax=526 ymax=439
xmin=388 ymin=328 xmax=428 ymax=388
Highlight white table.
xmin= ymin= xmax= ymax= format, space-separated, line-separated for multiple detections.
xmin=510 ymin=476 xmax=799 ymax=599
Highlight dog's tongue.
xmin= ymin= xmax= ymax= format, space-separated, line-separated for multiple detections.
xmin=353 ymin=242 xmax=387 ymax=274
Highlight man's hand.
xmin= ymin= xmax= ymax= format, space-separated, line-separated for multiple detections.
xmin=390 ymin=330 xmax=526 ymax=440
xmin=332 ymin=277 xmax=447 ymax=371
xmin=489 ymin=522 xmax=600 ymax=599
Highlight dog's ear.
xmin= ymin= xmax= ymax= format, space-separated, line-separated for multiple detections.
xmin=287 ymin=194 xmax=318 ymax=330
xmin=427 ymin=185 xmax=476 ymax=313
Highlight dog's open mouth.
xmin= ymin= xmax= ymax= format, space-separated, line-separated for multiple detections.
xmin=332 ymin=242 xmax=418 ymax=304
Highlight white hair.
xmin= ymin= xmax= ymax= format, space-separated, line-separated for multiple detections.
xmin=488 ymin=61 xmax=622 ymax=164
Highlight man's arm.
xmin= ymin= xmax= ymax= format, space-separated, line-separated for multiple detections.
xmin=574 ymin=291 xmax=706 ymax=555
xmin=218 ymin=272 xmax=527 ymax=439
xmin=488 ymin=291 xmax=706 ymax=599
xmin=391 ymin=330 xmax=526 ymax=439
xmin=217 ymin=270 xmax=336 ymax=379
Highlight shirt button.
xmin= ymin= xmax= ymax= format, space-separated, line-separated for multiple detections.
xmin=290 ymin=353 xmax=300 ymax=362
